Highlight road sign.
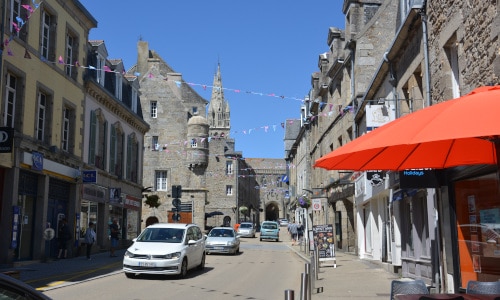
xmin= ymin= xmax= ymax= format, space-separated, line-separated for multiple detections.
xmin=172 ymin=185 xmax=182 ymax=198
xmin=172 ymin=213 xmax=181 ymax=222
xmin=172 ymin=198 xmax=181 ymax=207
xmin=312 ymin=199 xmax=322 ymax=211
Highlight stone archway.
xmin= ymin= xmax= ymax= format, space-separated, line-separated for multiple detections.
xmin=264 ymin=202 xmax=280 ymax=221
xmin=145 ymin=216 xmax=159 ymax=227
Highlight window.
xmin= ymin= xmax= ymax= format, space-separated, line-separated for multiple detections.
xmin=4 ymin=73 xmax=17 ymax=127
xmin=226 ymin=185 xmax=233 ymax=196
xmin=61 ymin=105 xmax=75 ymax=153
xmin=226 ymin=161 xmax=233 ymax=175
xmin=445 ymin=35 xmax=460 ymax=99
xmin=131 ymin=88 xmax=138 ymax=113
xmin=191 ymin=138 xmax=197 ymax=148
xmin=150 ymin=101 xmax=157 ymax=118
xmin=126 ymin=133 xmax=139 ymax=182
xmin=152 ymin=136 xmax=159 ymax=151
xmin=115 ymin=73 xmax=122 ymax=100
xmin=41 ymin=9 xmax=56 ymax=61
xmin=155 ymin=171 xmax=168 ymax=191
xmin=36 ymin=90 xmax=52 ymax=143
xmin=192 ymin=106 xmax=198 ymax=114
xmin=65 ymin=30 xmax=78 ymax=79
xmin=110 ymin=123 xmax=124 ymax=177
xmin=96 ymin=54 xmax=105 ymax=85
xmin=88 ymin=109 xmax=107 ymax=168
xmin=10 ymin=0 xmax=28 ymax=40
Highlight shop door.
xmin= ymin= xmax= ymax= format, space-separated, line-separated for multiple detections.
xmin=17 ymin=171 xmax=38 ymax=261
xmin=46 ymin=178 xmax=70 ymax=258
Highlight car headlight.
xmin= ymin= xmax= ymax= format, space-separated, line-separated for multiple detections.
xmin=227 ymin=241 xmax=235 ymax=246
xmin=124 ymin=250 xmax=133 ymax=258
xmin=164 ymin=252 xmax=181 ymax=259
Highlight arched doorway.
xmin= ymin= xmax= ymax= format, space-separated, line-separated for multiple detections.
xmin=265 ymin=202 xmax=280 ymax=221
xmin=145 ymin=216 xmax=159 ymax=227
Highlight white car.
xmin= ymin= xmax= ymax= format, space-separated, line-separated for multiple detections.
xmin=123 ymin=223 xmax=205 ymax=278
xmin=237 ymin=222 xmax=256 ymax=238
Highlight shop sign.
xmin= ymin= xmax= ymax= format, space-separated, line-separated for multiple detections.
xmin=399 ymin=169 xmax=437 ymax=188
xmin=0 ymin=127 xmax=13 ymax=153
xmin=124 ymin=195 xmax=141 ymax=210
xmin=312 ymin=224 xmax=335 ymax=261
xmin=32 ymin=152 xmax=43 ymax=171
xmin=82 ymin=170 xmax=97 ymax=183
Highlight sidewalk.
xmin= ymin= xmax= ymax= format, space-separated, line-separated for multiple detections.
xmin=284 ymin=233 xmax=399 ymax=299
xmin=1 ymin=249 xmax=126 ymax=291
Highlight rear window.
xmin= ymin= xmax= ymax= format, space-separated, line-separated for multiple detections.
xmin=262 ymin=222 xmax=277 ymax=229
xmin=240 ymin=223 xmax=253 ymax=229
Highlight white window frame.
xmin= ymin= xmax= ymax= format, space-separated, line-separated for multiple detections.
xmin=131 ymin=88 xmax=138 ymax=113
xmin=4 ymin=73 xmax=16 ymax=127
xmin=150 ymin=101 xmax=157 ymax=118
xmin=152 ymin=136 xmax=159 ymax=151
xmin=226 ymin=161 xmax=233 ymax=175
xmin=36 ymin=92 xmax=47 ymax=141
xmin=41 ymin=10 xmax=51 ymax=60
xmin=191 ymin=138 xmax=197 ymax=148
xmin=62 ymin=107 xmax=70 ymax=151
xmin=226 ymin=185 xmax=233 ymax=196
xmin=155 ymin=171 xmax=168 ymax=191
xmin=65 ymin=33 xmax=74 ymax=76
xmin=10 ymin=0 xmax=21 ymax=36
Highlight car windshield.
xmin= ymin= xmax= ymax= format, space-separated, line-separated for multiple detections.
xmin=208 ymin=229 xmax=234 ymax=237
xmin=136 ymin=228 xmax=185 ymax=243
xmin=240 ymin=223 xmax=253 ymax=229
xmin=262 ymin=223 xmax=277 ymax=229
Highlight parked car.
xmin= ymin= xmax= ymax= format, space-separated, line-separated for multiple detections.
xmin=0 ymin=272 xmax=51 ymax=300
xmin=123 ymin=223 xmax=205 ymax=278
xmin=205 ymin=227 xmax=240 ymax=255
xmin=279 ymin=219 xmax=289 ymax=227
xmin=237 ymin=222 xmax=256 ymax=238
xmin=260 ymin=221 xmax=280 ymax=242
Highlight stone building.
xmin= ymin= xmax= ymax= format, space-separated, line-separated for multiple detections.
xmin=134 ymin=41 xmax=209 ymax=230
xmin=83 ymin=40 xmax=148 ymax=253
xmin=297 ymin=0 xmax=499 ymax=293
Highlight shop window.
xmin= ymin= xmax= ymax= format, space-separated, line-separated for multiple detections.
xmin=455 ymin=173 xmax=500 ymax=288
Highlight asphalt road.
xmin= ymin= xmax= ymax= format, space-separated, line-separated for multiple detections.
xmin=43 ymin=237 xmax=305 ymax=300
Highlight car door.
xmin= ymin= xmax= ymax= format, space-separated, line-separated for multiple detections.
xmin=185 ymin=227 xmax=202 ymax=268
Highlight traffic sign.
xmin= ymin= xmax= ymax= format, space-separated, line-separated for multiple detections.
xmin=172 ymin=213 xmax=181 ymax=222
xmin=312 ymin=199 xmax=322 ymax=211
xmin=172 ymin=198 xmax=181 ymax=207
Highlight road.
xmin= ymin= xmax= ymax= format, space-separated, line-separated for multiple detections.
xmin=44 ymin=236 xmax=305 ymax=300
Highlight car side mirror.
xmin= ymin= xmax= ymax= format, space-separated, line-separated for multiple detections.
xmin=188 ymin=240 xmax=197 ymax=245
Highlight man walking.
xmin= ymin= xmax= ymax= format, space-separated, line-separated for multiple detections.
xmin=109 ymin=219 xmax=120 ymax=257
xmin=84 ymin=222 xmax=96 ymax=260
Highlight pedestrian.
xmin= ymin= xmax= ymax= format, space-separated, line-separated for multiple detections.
xmin=297 ymin=223 xmax=304 ymax=244
xmin=57 ymin=218 xmax=71 ymax=259
xmin=109 ymin=219 xmax=120 ymax=257
xmin=289 ymin=222 xmax=298 ymax=245
xmin=84 ymin=222 xmax=96 ymax=260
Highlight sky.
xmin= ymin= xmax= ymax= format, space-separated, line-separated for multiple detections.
xmin=79 ymin=1 xmax=345 ymax=159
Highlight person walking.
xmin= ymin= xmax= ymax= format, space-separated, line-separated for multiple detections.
xmin=109 ymin=219 xmax=120 ymax=257
xmin=57 ymin=218 xmax=71 ymax=259
xmin=84 ymin=222 xmax=96 ymax=260
xmin=289 ymin=221 xmax=298 ymax=245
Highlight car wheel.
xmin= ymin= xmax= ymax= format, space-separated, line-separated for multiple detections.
xmin=125 ymin=272 xmax=135 ymax=279
xmin=179 ymin=258 xmax=188 ymax=278
xmin=260 ymin=237 xmax=262 ymax=241
xmin=198 ymin=253 xmax=206 ymax=270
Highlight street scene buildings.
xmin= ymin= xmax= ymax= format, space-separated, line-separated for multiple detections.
xmin=0 ymin=0 xmax=498 ymax=296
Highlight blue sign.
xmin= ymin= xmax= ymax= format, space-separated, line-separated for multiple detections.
xmin=32 ymin=152 xmax=43 ymax=171
xmin=82 ymin=170 xmax=97 ymax=183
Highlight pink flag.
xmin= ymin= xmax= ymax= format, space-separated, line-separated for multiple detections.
xmin=58 ymin=56 xmax=64 ymax=64
xmin=104 ymin=66 xmax=112 ymax=72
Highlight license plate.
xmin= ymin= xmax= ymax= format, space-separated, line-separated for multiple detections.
xmin=214 ymin=247 xmax=224 ymax=250
xmin=139 ymin=261 xmax=156 ymax=267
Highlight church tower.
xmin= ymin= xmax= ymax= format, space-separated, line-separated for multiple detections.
xmin=207 ymin=64 xmax=230 ymax=138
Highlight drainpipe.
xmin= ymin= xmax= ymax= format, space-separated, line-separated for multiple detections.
xmin=383 ymin=52 xmax=399 ymax=118
xmin=421 ymin=2 xmax=431 ymax=108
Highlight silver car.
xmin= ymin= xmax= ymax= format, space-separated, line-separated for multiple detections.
xmin=237 ymin=222 xmax=256 ymax=238
xmin=205 ymin=227 xmax=240 ymax=255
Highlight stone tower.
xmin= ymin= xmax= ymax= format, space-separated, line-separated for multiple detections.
xmin=207 ymin=64 xmax=230 ymax=138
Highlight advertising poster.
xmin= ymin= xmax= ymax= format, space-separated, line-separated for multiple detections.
xmin=312 ymin=224 xmax=335 ymax=261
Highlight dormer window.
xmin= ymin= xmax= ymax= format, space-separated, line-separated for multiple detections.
xmin=115 ymin=73 xmax=122 ymax=101
xmin=96 ymin=54 xmax=105 ymax=85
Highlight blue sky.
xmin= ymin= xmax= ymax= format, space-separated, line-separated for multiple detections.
xmin=79 ymin=1 xmax=345 ymax=159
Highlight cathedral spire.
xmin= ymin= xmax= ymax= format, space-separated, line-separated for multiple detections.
xmin=207 ymin=63 xmax=230 ymax=138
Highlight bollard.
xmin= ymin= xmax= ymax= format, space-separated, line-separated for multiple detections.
xmin=315 ymin=246 xmax=320 ymax=280
xmin=284 ymin=289 xmax=294 ymax=300
xmin=305 ymin=264 xmax=311 ymax=300
xmin=300 ymin=272 xmax=309 ymax=300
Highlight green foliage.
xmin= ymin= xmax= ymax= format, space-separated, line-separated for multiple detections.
xmin=145 ymin=195 xmax=161 ymax=208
